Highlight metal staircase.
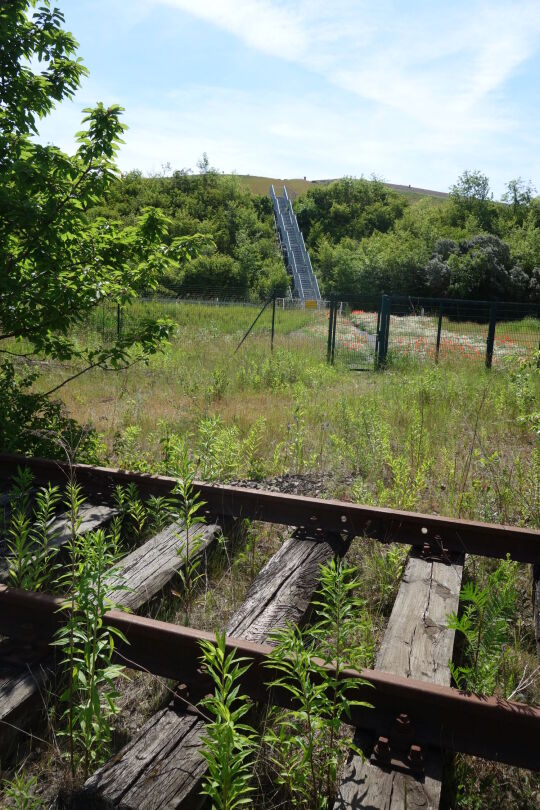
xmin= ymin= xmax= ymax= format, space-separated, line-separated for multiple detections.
xmin=270 ymin=185 xmax=321 ymax=301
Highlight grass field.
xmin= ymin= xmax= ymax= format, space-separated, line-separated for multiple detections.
xmin=33 ymin=301 xmax=538 ymax=528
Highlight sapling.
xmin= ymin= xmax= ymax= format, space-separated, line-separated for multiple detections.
xmin=2 ymin=769 xmax=42 ymax=810
xmin=112 ymin=482 xmax=147 ymax=544
xmin=53 ymin=527 xmax=128 ymax=778
xmin=447 ymin=556 xmax=519 ymax=696
xmin=146 ymin=494 xmax=170 ymax=533
xmin=53 ymin=481 xmax=128 ymax=779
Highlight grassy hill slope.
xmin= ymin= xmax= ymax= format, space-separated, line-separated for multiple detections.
xmin=233 ymin=174 xmax=448 ymax=203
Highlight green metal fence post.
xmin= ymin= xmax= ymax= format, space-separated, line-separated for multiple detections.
xmin=377 ymin=294 xmax=390 ymax=368
xmin=117 ymin=303 xmax=121 ymax=338
xmin=485 ymin=302 xmax=497 ymax=369
xmin=435 ymin=302 xmax=443 ymax=363
xmin=331 ymin=299 xmax=338 ymax=364
xmin=327 ymin=297 xmax=335 ymax=363
xmin=271 ymin=292 xmax=276 ymax=352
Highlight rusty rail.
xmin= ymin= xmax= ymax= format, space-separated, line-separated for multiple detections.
xmin=1 ymin=453 xmax=540 ymax=562
xmin=1 ymin=583 xmax=539 ymax=772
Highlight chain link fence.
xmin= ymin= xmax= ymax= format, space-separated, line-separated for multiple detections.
xmin=78 ymin=292 xmax=540 ymax=371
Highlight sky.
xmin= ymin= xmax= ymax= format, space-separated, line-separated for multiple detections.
xmin=35 ymin=0 xmax=540 ymax=197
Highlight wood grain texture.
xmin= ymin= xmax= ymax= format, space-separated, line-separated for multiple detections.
xmin=108 ymin=522 xmax=220 ymax=612
xmin=82 ymin=529 xmax=347 ymax=809
xmin=334 ymin=550 xmax=464 ymax=810
xmin=0 ymin=663 xmax=50 ymax=758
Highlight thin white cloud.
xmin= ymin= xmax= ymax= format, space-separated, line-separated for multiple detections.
xmin=157 ymin=0 xmax=307 ymax=57
xmin=35 ymin=80 xmax=540 ymax=194
xmin=149 ymin=0 xmax=540 ymax=139
xmin=93 ymin=86 xmax=539 ymax=193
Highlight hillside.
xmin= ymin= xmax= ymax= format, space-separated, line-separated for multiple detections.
xmin=233 ymin=174 xmax=448 ymax=203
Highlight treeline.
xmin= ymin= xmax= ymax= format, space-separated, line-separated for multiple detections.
xmin=93 ymin=163 xmax=539 ymax=302
xmin=296 ymin=172 xmax=540 ymax=301
xmin=88 ymin=155 xmax=288 ymax=300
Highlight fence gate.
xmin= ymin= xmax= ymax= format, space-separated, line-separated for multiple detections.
xmin=327 ymin=297 xmax=380 ymax=369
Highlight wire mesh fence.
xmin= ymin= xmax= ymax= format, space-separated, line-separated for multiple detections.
xmin=76 ymin=292 xmax=540 ymax=371
xmin=327 ymin=296 xmax=539 ymax=369
xmin=380 ymin=296 xmax=540 ymax=369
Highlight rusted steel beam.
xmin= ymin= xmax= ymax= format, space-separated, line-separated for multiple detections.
xmin=1 ymin=583 xmax=539 ymax=771
xmin=534 ymin=563 xmax=540 ymax=665
xmin=1 ymin=453 xmax=540 ymax=562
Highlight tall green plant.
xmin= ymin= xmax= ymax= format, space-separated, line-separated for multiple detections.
xmin=53 ymin=520 xmax=127 ymax=778
xmin=113 ymin=482 xmax=147 ymax=544
xmin=199 ymin=631 xmax=257 ymax=810
xmin=168 ymin=445 xmax=207 ymax=625
xmin=7 ymin=467 xmax=62 ymax=591
xmin=264 ymin=559 xmax=372 ymax=808
xmin=447 ymin=557 xmax=519 ymax=696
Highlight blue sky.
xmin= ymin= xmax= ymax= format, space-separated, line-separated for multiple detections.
xmin=35 ymin=0 xmax=540 ymax=196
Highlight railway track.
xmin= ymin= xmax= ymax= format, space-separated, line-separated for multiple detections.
xmin=0 ymin=452 xmax=539 ymax=809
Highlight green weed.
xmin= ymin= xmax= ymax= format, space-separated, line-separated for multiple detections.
xmin=1 ymin=770 xmax=42 ymax=810
xmin=168 ymin=444 xmax=207 ymax=625
xmin=53 ymin=483 xmax=128 ymax=779
xmin=112 ymin=483 xmax=147 ymax=545
xmin=263 ymin=559 xmax=372 ymax=809
xmin=198 ymin=631 xmax=257 ymax=810
xmin=7 ymin=468 xmax=62 ymax=591
xmin=447 ymin=557 xmax=519 ymax=696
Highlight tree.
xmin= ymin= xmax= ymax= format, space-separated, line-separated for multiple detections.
xmin=451 ymin=170 xmax=491 ymax=203
xmin=501 ymin=178 xmax=536 ymax=226
xmin=295 ymin=177 xmax=407 ymax=247
xmin=0 ymin=1 xmax=202 ymax=455
xmin=446 ymin=235 xmax=528 ymax=300
xmin=449 ymin=170 xmax=495 ymax=231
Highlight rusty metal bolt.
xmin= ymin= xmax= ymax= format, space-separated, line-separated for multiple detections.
xmin=408 ymin=744 xmax=424 ymax=771
xmin=374 ymin=735 xmax=391 ymax=762
xmin=173 ymin=683 xmax=190 ymax=708
xmin=408 ymin=743 xmax=424 ymax=769
xmin=393 ymin=713 xmax=412 ymax=738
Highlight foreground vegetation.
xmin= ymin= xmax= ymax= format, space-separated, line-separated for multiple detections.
xmin=19 ymin=306 xmax=536 ymax=807
xmin=2 ymin=450 xmax=537 ymax=808
xmin=3 ymin=304 xmax=540 ymax=809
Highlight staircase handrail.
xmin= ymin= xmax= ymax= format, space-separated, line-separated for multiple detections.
xmin=271 ymin=185 xmax=306 ymax=299
xmin=282 ymin=187 xmax=310 ymax=297
xmin=282 ymin=186 xmax=321 ymax=300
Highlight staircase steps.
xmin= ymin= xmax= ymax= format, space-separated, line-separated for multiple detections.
xmin=270 ymin=185 xmax=321 ymax=301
